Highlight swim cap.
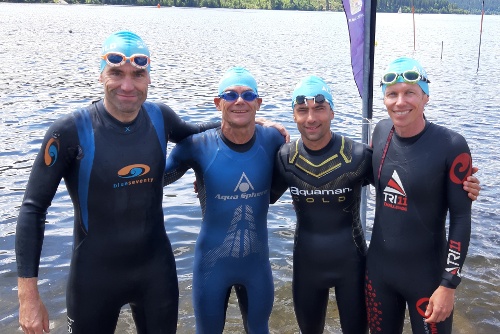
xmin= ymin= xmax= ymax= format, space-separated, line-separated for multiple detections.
xmin=292 ymin=76 xmax=334 ymax=111
xmin=218 ymin=67 xmax=258 ymax=95
xmin=100 ymin=30 xmax=151 ymax=73
xmin=381 ymin=57 xmax=429 ymax=95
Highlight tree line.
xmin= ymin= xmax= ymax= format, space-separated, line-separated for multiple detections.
xmin=379 ymin=0 xmax=498 ymax=15
xmin=6 ymin=0 xmax=500 ymax=14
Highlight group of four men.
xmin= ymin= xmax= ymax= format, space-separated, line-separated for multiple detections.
xmin=16 ymin=31 xmax=479 ymax=334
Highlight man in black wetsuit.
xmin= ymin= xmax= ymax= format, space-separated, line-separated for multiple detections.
xmin=15 ymin=30 xmax=221 ymax=334
xmin=270 ymin=75 xmax=480 ymax=334
xmin=365 ymin=57 xmax=473 ymax=333
xmin=271 ymin=75 xmax=370 ymax=333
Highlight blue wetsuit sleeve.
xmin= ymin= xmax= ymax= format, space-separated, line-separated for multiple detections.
xmin=163 ymin=130 xmax=211 ymax=186
xmin=16 ymin=115 xmax=79 ymax=277
xmin=158 ymin=103 xmax=220 ymax=143
xmin=163 ymin=137 xmax=191 ymax=186
xmin=440 ymin=133 xmax=472 ymax=288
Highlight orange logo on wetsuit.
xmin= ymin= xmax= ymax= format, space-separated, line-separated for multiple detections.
xmin=382 ymin=170 xmax=407 ymax=211
xmin=113 ymin=164 xmax=153 ymax=189
xmin=44 ymin=138 xmax=59 ymax=167
xmin=118 ymin=164 xmax=150 ymax=178
xmin=449 ymin=153 xmax=472 ymax=184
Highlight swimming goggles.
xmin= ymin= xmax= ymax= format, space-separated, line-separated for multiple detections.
xmin=101 ymin=52 xmax=150 ymax=69
xmin=294 ymin=94 xmax=328 ymax=105
xmin=380 ymin=70 xmax=430 ymax=86
xmin=219 ymin=90 xmax=259 ymax=102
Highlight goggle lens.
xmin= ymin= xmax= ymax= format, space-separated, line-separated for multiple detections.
xmin=133 ymin=56 xmax=149 ymax=67
xmin=295 ymin=94 xmax=327 ymax=105
xmin=219 ymin=90 xmax=259 ymax=102
xmin=102 ymin=52 xmax=150 ymax=69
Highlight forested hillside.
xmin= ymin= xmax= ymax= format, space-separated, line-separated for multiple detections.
xmin=448 ymin=0 xmax=499 ymax=14
xmin=5 ymin=0 xmax=500 ymax=14
xmin=378 ymin=0 xmax=498 ymax=14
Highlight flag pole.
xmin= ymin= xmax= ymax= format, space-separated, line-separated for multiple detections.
xmin=477 ymin=0 xmax=485 ymax=73
xmin=361 ymin=0 xmax=377 ymax=231
xmin=412 ymin=0 xmax=416 ymax=51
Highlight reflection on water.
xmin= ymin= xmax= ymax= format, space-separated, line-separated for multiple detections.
xmin=1 ymin=3 xmax=499 ymax=333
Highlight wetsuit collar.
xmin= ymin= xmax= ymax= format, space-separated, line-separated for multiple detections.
xmin=301 ymin=132 xmax=336 ymax=156
xmin=218 ymin=127 xmax=256 ymax=153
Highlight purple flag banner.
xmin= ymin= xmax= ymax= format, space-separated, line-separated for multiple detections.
xmin=343 ymin=0 xmax=365 ymax=97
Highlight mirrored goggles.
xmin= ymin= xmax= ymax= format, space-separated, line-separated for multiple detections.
xmin=101 ymin=52 xmax=150 ymax=69
xmin=295 ymin=94 xmax=328 ymax=105
xmin=219 ymin=90 xmax=259 ymax=102
xmin=380 ymin=70 xmax=430 ymax=86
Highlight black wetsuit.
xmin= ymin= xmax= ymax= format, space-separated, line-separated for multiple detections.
xmin=366 ymin=119 xmax=472 ymax=334
xmin=271 ymin=133 xmax=372 ymax=334
xmin=15 ymin=100 xmax=218 ymax=334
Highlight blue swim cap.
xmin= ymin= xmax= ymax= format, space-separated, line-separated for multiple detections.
xmin=292 ymin=76 xmax=334 ymax=111
xmin=100 ymin=30 xmax=151 ymax=73
xmin=218 ymin=67 xmax=258 ymax=95
xmin=381 ymin=57 xmax=429 ymax=95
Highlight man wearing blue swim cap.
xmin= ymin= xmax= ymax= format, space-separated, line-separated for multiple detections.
xmin=98 ymin=30 xmax=152 ymax=122
xmin=16 ymin=30 xmax=223 ymax=334
xmin=271 ymin=75 xmax=371 ymax=333
xmin=164 ymin=66 xmax=287 ymax=333
xmin=366 ymin=57 xmax=474 ymax=334
xmin=271 ymin=72 xmax=481 ymax=334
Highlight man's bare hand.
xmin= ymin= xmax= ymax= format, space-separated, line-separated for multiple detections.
xmin=464 ymin=166 xmax=480 ymax=201
xmin=424 ymin=286 xmax=455 ymax=323
xmin=18 ymin=277 xmax=50 ymax=334
xmin=255 ymin=118 xmax=290 ymax=143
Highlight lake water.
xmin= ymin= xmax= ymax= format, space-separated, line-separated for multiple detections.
xmin=0 ymin=3 xmax=499 ymax=333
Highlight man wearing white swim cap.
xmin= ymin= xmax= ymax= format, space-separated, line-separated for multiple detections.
xmin=16 ymin=30 xmax=222 ymax=334
xmin=366 ymin=57 xmax=474 ymax=334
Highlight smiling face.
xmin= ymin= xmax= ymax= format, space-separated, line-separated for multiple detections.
xmin=99 ymin=62 xmax=151 ymax=123
xmin=214 ymin=85 xmax=262 ymax=131
xmin=383 ymin=82 xmax=429 ymax=138
xmin=293 ymin=99 xmax=334 ymax=150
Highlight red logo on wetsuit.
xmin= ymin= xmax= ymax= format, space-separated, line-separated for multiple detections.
xmin=446 ymin=239 xmax=462 ymax=277
xmin=382 ymin=170 xmax=407 ymax=211
xmin=449 ymin=153 xmax=472 ymax=184
xmin=416 ymin=298 xmax=440 ymax=333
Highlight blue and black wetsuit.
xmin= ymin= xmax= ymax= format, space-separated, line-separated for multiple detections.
xmin=271 ymin=133 xmax=372 ymax=334
xmin=164 ymin=125 xmax=284 ymax=334
xmin=366 ymin=119 xmax=472 ymax=334
xmin=15 ymin=100 xmax=218 ymax=334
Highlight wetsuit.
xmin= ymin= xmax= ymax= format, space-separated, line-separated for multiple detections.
xmin=164 ymin=125 xmax=284 ymax=334
xmin=366 ymin=119 xmax=472 ymax=334
xmin=15 ymin=100 xmax=218 ymax=334
xmin=270 ymin=133 xmax=372 ymax=334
